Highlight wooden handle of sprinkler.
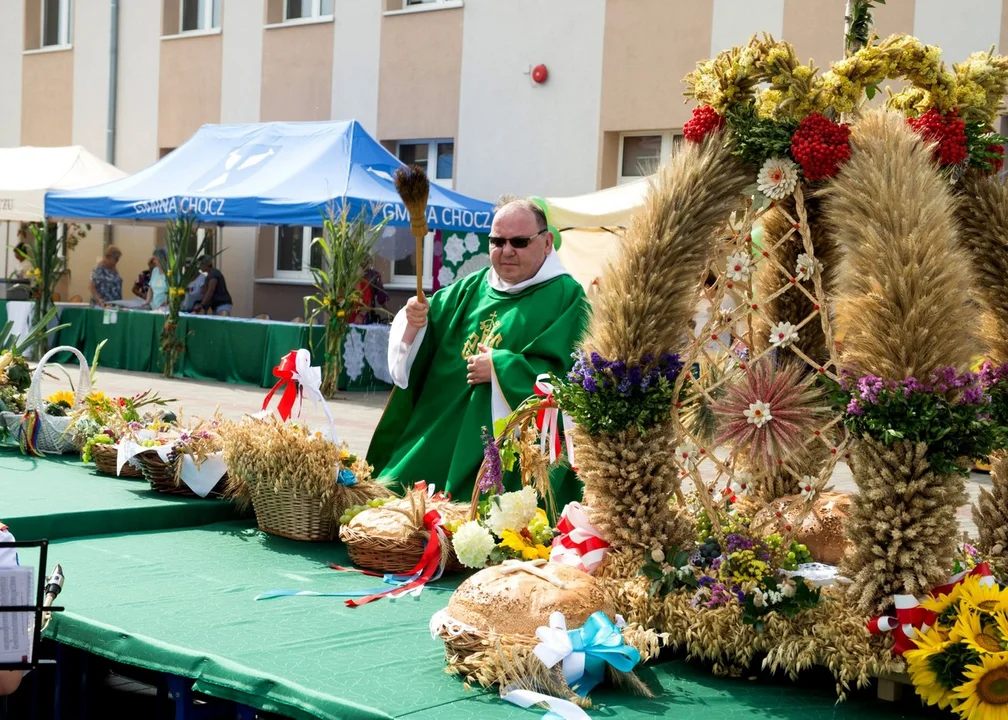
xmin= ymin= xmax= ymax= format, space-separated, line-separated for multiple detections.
xmin=411 ymin=218 xmax=427 ymax=300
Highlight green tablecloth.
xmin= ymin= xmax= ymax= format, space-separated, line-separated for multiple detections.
xmin=44 ymin=521 xmax=917 ymax=720
xmin=0 ymin=302 xmax=392 ymax=392
xmin=0 ymin=448 xmax=247 ymax=541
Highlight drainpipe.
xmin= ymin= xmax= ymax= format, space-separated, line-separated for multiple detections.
xmin=104 ymin=0 xmax=119 ymax=248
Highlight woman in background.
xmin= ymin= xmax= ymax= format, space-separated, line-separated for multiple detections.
xmin=146 ymin=249 xmax=169 ymax=310
xmin=88 ymin=245 xmax=123 ymax=308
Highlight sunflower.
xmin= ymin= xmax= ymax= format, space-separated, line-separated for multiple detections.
xmin=960 ymin=576 xmax=1008 ymax=615
xmin=924 ymin=583 xmax=964 ymax=627
xmin=952 ymin=653 xmax=1008 ymax=720
xmin=951 ymin=607 xmax=1008 ymax=655
xmin=905 ymin=628 xmax=957 ymax=710
xmin=45 ymin=389 xmax=75 ymax=407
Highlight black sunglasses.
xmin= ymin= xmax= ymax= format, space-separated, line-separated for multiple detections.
xmin=488 ymin=229 xmax=547 ymax=249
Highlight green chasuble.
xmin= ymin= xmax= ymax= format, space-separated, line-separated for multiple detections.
xmin=367 ymin=266 xmax=588 ymax=509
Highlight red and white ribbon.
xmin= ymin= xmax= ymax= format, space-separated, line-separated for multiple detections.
xmin=550 ymin=502 xmax=610 ymax=574
xmin=868 ymin=562 xmax=995 ymax=655
xmin=534 ymin=374 xmax=576 ymax=466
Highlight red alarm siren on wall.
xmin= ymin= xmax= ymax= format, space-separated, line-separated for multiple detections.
xmin=531 ymin=64 xmax=548 ymax=84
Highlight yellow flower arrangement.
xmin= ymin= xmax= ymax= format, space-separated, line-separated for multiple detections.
xmin=905 ymin=577 xmax=1008 ymax=718
xmin=684 ymin=33 xmax=1008 ymax=126
xmin=45 ymin=389 xmax=75 ymax=407
xmin=961 ymin=575 xmax=1008 ymax=614
xmin=952 ymin=654 xmax=1008 ymax=719
xmin=497 ymin=529 xmax=550 ymax=561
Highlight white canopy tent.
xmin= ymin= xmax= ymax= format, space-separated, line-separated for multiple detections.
xmin=547 ymin=179 xmax=649 ymax=292
xmin=0 ymin=146 xmax=125 ymax=327
xmin=0 ymin=146 xmax=126 ymax=222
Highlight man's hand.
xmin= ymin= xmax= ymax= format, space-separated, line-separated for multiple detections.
xmin=405 ymin=294 xmax=429 ymax=329
xmin=466 ymin=345 xmax=493 ymax=385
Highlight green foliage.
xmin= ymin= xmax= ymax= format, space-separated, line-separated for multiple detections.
xmin=161 ymin=216 xmax=217 ymax=377
xmin=304 ymin=205 xmax=389 ymax=397
xmin=724 ymin=104 xmax=799 ymax=167
xmin=741 ymin=575 xmax=821 ymax=632
xmin=551 ymin=373 xmax=676 ymax=437
xmin=845 ymin=0 xmax=885 ymax=56
xmin=928 ymin=641 xmax=980 ymax=691
xmin=640 ymin=549 xmax=699 ymax=598
xmin=964 ymin=120 xmax=1008 ymax=173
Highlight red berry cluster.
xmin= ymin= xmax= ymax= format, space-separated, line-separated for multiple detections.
xmin=790 ymin=113 xmax=852 ymax=181
xmin=987 ymin=144 xmax=1005 ymax=174
xmin=906 ymin=109 xmax=968 ymax=166
xmin=684 ymin=105 xmax=725 ymax=143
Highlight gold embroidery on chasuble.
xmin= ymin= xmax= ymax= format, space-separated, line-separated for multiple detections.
xmin=461 ymin=311 xmax=504 ymax=359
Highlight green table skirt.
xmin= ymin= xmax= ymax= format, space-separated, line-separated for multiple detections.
xmin=45 ymin=521 xmax=908 ymax=720
xmin=0 ymin=302 xmax=392 ymax=392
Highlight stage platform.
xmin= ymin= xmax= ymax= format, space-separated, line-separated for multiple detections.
xmin=0 ymin=448 xmax=246 ymax=541
xmin=43 ymin=521 xmax=918 ymax=719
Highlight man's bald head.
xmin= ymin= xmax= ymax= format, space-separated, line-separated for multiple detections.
xmin=489 ymin=197 xmax=553 ymax=285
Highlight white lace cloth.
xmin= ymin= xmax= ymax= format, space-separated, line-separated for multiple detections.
xmin=429 ymin=607 xmax=480 ymax=639
xmin=342 ymin=325 xmax=391 ymax=385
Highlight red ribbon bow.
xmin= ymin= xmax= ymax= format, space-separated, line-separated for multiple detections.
xmin=868 ymin=562 xmax=994 ymax=655
xmin=341 ymin=509 xmax=445 ymax=608
xmin=262 ymin=351 xmax=301 ymax=421
xmin=549 ymin=502 xmax=610 ymax=574
xmin=414 ymin=480 xmax=450 ymax=502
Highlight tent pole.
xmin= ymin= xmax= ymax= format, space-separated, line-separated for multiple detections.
xmin=104 ymin=0 xmax=119 ymax=250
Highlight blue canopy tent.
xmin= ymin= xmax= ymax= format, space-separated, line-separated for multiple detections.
xmin=44 ymin=120 xmax=494 ymax=233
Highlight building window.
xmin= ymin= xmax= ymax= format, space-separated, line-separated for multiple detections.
xmin=42 ymin=0 xmax=72 ymax=47
xmin=284 ymin=0 xmax=333 ymax=21
xmin=617 ymin=132 xmax=682 ymax=184
xmin=397 ymin=140 xmax=454 ymax=187
xmin=180 ymin=0 xmax=221 ymax=32
xmin=275 ymin=225 xmax=324 ymax=280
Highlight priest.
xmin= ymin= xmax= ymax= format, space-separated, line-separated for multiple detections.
xmin=367 ymin=198 xmax=588 ymax=507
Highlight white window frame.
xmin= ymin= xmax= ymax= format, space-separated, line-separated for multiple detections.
xmin=283 ymin=0 xmax=333 ymax=22
xmin=388 ymin=231 xmax=435 ymax=291
xmin=273 ymin=225 xmax=322 ymax=282
xmin=396 ymin=139 xmax=454 ymax=188
xmin=179 ymin=0 xmax=221 ymax=34
xmin=616 ymin=131 xmax=682 ymax=184
xmin=41 ymin=0 xmax=72 ymax=48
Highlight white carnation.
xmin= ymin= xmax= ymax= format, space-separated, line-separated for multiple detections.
xmin=486 ymin=486 xmax=539 ymax=537
xmin=452 ymin=521 xmax=495 ymax=569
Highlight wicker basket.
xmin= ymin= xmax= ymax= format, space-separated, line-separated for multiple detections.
xmin=250 ymin=483 xmax=337 ymax=541
xmin=18 ymin=346 xmax=91 ymax=455
xmin=91 ymin=442 xmax=144 ymax=478
xmin=339 ymin=498 xmax=470 ymax=574
xmin=137 ymin=451 xmax=225 ymax=498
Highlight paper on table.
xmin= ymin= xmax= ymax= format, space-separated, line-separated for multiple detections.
xmin=0 ymin=566 xmax=35 ymax=665
xmin=178 ymin=453 xmax=227 ymax=498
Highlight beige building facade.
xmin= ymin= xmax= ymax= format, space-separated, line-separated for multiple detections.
xmin=3 ymin=0 xmax=1008 ymax=318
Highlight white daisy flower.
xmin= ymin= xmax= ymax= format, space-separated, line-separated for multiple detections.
xmin=769 ymin=321 xmax=798 ymax=348
xmin=800 ymin=476 xmax=816 ymax=502
xmin=725 ymin=252 xmax=752 ymax=282
xmin=756 ymin=156 xmax=799 ymax=200
xmin=675 ymin=442 xmax=700 ymax=466
xmin=795 ymin=252 xmax=822 ymax=281
xmin=744 ymin=401 xmax=772 ymax=428
xmin=730 ymin=472 xmax=752 ymax=497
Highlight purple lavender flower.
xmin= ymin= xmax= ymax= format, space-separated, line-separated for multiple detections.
xmin=856 ymin=376 xmax=884 ymax=404
xmin=960 ymin=385 xmax=987 ymax=405
xmin=617 ymin=378 xmax=632 ymax=396
xmin=732 ymin=585 xmax=745 ymax=603
xmin=590 ymin=352 xmax=605 ymax=370
xmin=479 ymin=427 xmax=504 ymax=494
xmin=583 ymin=376 xmax=599 ymax=393
xmin=628 ymin=366 xmax=643 ymax=387
xmin=698 ymin=575 xmax=716 ymax=588
xmin=846 ymin=397 xmax=864 ymax=416
xmin=709 ymin=556 xmax=722 ymax=572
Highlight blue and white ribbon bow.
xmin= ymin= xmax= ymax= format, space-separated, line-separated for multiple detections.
xmin=532 ymin=611 xmax=640 ymax=697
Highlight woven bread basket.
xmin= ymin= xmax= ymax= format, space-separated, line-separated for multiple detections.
xmin=339 ymin=495 xmax=470 ymax=574
xmin=91 ymin=442 xmax=143 ymax=478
